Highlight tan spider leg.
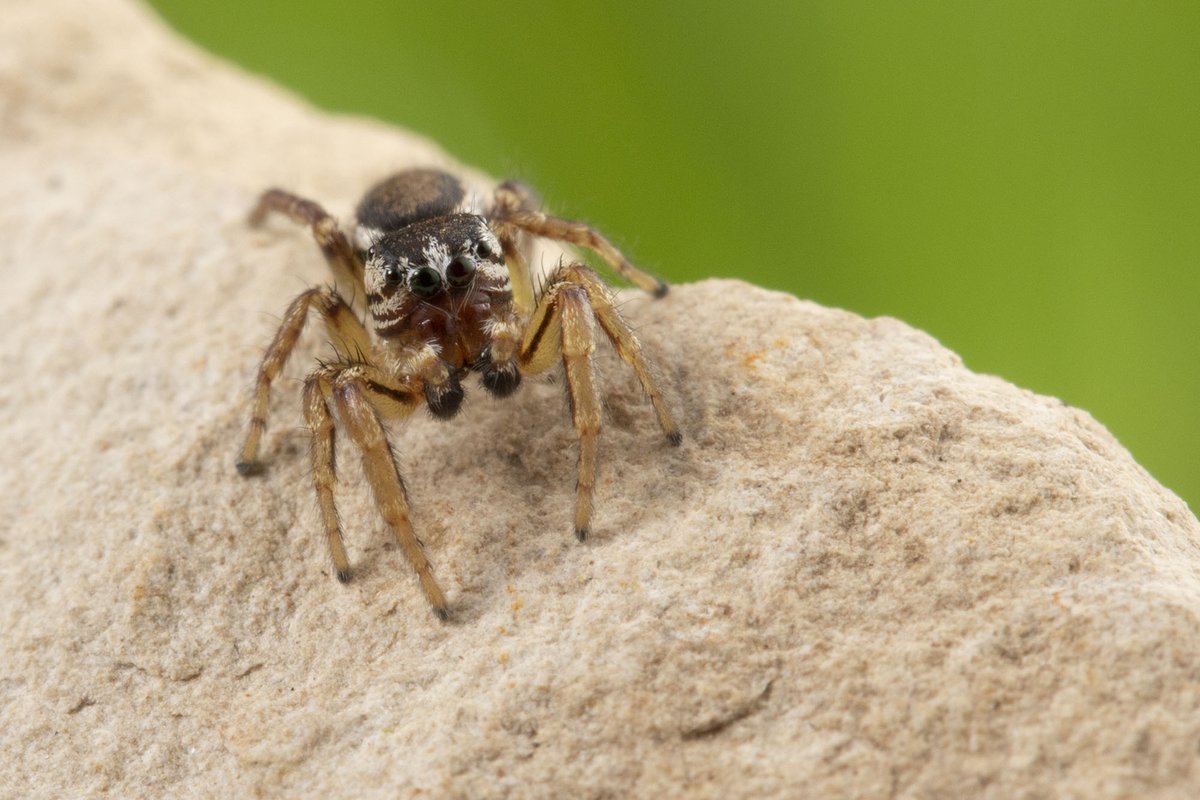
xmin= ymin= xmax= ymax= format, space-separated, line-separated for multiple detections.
xmin=249 ymin=189 xmax=365 ymax=290
xmin=556 ymin=285 xmax=603 ymax=539
xmin=490 ymin=181 xmax=541 ymax=317
xmin=303 ymin=364 xmax=448 ymax=618
xmin=519 ymin=283 xmax=563 ymax=375
xmin=302 ymin=373 xmax=349 ymax=581
xmin=237 ymin=287 xmax=370 ymax=474
xmin=495 ymin=230 xmax=536 ymax=319
xmin=566 ymin=267 xmax=682 ymax=445
xmin=520 ymin=264 xmax=682 ymax=539
xmin=498 ymin=209 xmax=668 ymax=297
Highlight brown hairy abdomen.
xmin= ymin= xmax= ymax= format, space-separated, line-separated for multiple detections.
xmin=356 ymin=169 xmax=465 ymax=232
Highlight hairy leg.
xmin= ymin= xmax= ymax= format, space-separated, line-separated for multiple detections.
xmin=494 ymin=206 xmax=668 ymax=298
xmin=237 ymin=286 xmax=370 ymax=473
xmin=490 ymin=181 xmax=541 ymax=316
xmin=519 ymin=263 xmax=682 ymax=539
xmin=556 ymin=285 xmax=603 ymax=539
xmin=303 ymin=363 xmax=448 ymax=618
xmin=558 ymin=266 xmax=681 ymax=445
xmin=492 ymin=179 xmax=672 ymax=298
xmin=249 ymin=188 xmax=365 ymax=291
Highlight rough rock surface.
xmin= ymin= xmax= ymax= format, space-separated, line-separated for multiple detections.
xmin=4 ymin=1 xmax=1200 ymax=798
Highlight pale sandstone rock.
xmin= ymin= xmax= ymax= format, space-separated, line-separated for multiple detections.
xmin=3 ymin=1 xmax=1200 ymax=798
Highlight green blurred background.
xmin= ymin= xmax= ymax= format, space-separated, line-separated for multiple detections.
xmin=147 ymin=0 xmax=1198 ymax=510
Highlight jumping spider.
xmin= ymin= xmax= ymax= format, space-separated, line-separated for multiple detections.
xmin=237 ymin=168 xmax=681 ymax=619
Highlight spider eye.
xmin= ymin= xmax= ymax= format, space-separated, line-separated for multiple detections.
xmin=446 ymin=255 xmax=476 ymax=287
xmin=410 ymin=266 xmax=443 ymax=297
xmin=367 ymin=246 xmax=377 ymax=260
xmin=475 ymin=239 xmax=493 ymax=259
xmin=383 ymin=263 xmax=403 ymax=286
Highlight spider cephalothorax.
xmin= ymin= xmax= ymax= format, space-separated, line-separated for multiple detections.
xmin=363 ymin=212 xmax=516 ymax=415
xmin=238 ymin=168 xmax=680 ymax=620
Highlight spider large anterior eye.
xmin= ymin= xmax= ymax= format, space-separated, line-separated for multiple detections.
xmin=446 ymin=255 xmax=476 ymax=287
xmin=410 ymin=266 xmax=443 ymax=297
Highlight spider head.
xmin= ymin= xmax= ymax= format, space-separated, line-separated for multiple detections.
xmin=363 ymin=214 xmax=503 ymax=301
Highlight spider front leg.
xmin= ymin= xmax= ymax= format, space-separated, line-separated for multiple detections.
xmin=304 ymin=363 xmax=448 ymax=619
xmin=520 ymin=264 xmax=681 ymax=540
xmin=237 ymin=286 xmax=370 ymax=474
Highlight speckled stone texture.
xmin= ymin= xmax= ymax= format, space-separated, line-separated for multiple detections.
xmin=4 ymin=1 xmax=1200 ymax=798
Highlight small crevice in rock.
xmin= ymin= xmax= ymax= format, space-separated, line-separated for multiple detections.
xmin=680 ymin=680 xmax=773 ymax=741
xmin=66 ymin=696 xmax=95 ymax=715
xmin=235 ymin=663 xmax=264 ymax=679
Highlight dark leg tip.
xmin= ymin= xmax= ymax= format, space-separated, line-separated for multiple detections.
xmin=433 ymin=605 xmax=450 ymax=622
xmin=667 ymin=431 xmax=683 ymax=447
xmin=653 ymin=282 xmax=670 ymax=299
xmin=235 ymin=460 xmax=262 ymax=477
xmin=482 ymin=365 xmax=522 ymax=398
xmin=575 ymin=527 xmax=589 ymax=542
xmin=425 ymin=378 xmax=465 ymax=419
xmin=335 ymin=568 xmax=351 ymax=584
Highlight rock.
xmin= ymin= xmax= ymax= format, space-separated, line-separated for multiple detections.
xmin=3 ymin=1 xmax=1200 ymax=797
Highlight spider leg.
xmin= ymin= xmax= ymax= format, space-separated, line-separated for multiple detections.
xmin=519 ymin=264 xmax=679 ymax=540
xmin=562 ymin=295 xmax=604 ymax=540
xmin=492 ymin=227 xmax=536 ymax=319
xmin=237 ymin=287 xmax=370 ymax=474
xmin=561 ymin=267 xmax=682 ymax=445
xmin=249 ymin=188 xmax=365 ymax=292
xmin=303 ymin=363 xmax=448 ymax=619
xmin=303 ymin=372 xmax=349 ymax=581
xmin=492 ymin=201 xmax=668 ymax=298
xmin=490 ymin=181 xmax=541 ymax=317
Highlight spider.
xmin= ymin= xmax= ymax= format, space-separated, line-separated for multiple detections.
xmin=236 ymin=168 xmax=681 ymax=620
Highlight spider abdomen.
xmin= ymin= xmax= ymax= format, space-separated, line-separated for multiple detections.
xmin=356 ymin=169 xmax=466 ymax=233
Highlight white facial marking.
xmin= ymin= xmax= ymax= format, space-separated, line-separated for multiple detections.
xmin=421 ymin=237 xmax=451 ymax=273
